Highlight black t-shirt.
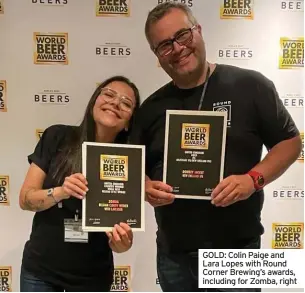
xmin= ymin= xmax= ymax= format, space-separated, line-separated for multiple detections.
xmin=130 ymin=64 xmax=299 ymax=253
xmin=22 ymin=124 xmax=113 ymax=290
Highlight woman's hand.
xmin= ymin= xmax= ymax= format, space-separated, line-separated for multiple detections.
xmin=60 ymin=173 xmax=88 ymax=200
xmin=106 ymin=223 xmax=133 ymax=253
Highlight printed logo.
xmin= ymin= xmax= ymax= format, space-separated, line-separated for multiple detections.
xmin=181 ymin=123 xmax=210 ymax=150
xmin=213 ymin=101 xmax=232 ymax=127
xmin=157 ymin=0 xmax=193 ymax=7
xmin=279 ymin=37 xmax=304 ymax=69
xmin=96 ymin=42 xmax=131 ymax=58
xmin=273 ymin=186 xmax=304 ymax=200
xmin=220 ymin=0 xmax=254 ymax=19
xmin=126 ymin=218 xmax=137 ymax=226
xmin=34 ymin=32 xmax=68 ymax=65
xmin=218 ymin=45 xmax=253 ymax=60
xmin=0 ymin=267 xmax=12 ymax=292
xmin=111 ymin=266 xmax=131 ymax=292
xmin=0 ymin=81 xmax=7 ymax=112
xmin=31 ymin=0 xmax=68 ymax=5
xmin=36 ymin=129 xmax=44 ymax=141
xmin=100 ymin=155 xmax=128 ymax=181
xmin=272 ymin=223 xmax=304 ymax=249
xmin=34 ymin=89 xmax=70 ymax=105
xmin=96 ymin=0 xmax=131 ymax=17
xmin=0 ymin=1 xmax=3 ymax=14
xmin=297 ymin=132 xmax=304 ymax=162
xmin=0 ymin=176 xmax=9 ymax=206
xmin=281 ymin=93 xmax=303 ymax=108
xmin=281 ymin=0 xmax=304 ymax=11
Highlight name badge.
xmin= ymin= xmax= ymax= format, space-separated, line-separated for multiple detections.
xmin=64 ymin=219 xmax=88 ymax=243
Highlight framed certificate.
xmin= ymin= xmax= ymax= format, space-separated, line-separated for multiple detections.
xmin=163 ymin=110 xmax=227 ymax=200
xmin=82 ymin=142 xmax=145 ymax=232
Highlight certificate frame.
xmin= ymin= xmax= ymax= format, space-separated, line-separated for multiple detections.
xmin=163 ymin=110 xmax=227 ymax=200
xmin=82 ymin=142 xmax=145 ymax=232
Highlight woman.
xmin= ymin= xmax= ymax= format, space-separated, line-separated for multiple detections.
xmin=19 ymin=76 xmax=141 ymax=292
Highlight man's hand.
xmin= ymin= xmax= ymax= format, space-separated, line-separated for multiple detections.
xmin=145 ymin=177 xmax=175 ymax=207
xmin=211 ymin=174 xmax=255 ymax=207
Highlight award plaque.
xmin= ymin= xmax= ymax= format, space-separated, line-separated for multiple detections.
xmin=82 ymin=142 xmax=145 ymax=231
xmin=163 ymin=110 xmax=227 ymax=200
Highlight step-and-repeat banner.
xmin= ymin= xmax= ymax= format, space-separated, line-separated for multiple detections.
xmin=0 ymin=0 xmax=303 ymax=291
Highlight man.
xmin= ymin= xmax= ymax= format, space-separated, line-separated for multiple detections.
xmin=131 ymin=2 xmax=302 ymax=292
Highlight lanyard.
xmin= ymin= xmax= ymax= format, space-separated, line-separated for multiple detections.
xmin=197 ymin=65 xmax=211 ymax=111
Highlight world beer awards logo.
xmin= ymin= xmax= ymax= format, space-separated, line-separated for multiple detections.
xmin=0 ymin=267 xmax=12 ymax=292
xmin=36 ymin=129 xmax=44 ymax=141
xmin=111 ymin=266 xmax=131 ymax=292
xmin=100 ymin=155 xmax=128 ymax=181
xmin=281 ymin=93 xmax=303 ymax=108
xmin=272 ymin=223 xmax=304 ymax=249
xmin=220 ymin=0 xmax=254 ymax=19
xmin=181 ymin=124 xmax=210 ymax=150
xmin=279 ymin=37 xmax=304 ymax=69
xmin=157 ymin=0 xmax=193 ymax=7
xmin=96 ymin=42 xmax=131 ymax=58
xmin=281 ymin=0 xmax=304 ymax=11
xmin=0 ymin=81 xmax=7 ymax=112
xmin=0 ymin=176 xmax=9 ymax=206
xmin=0 ymin=1 xmax=3 ymax=14
xmin=34 ymin=32 xmax=68 ymax=65
xmin=34 ymin=89 xmax=70 ymax=105
xmin=96 ymin=0 xmax=131 ymax=17
xmin=218 ymin=45 xmax=253 ymax=60
xmin=297 ymin=132 xmax=304 ymax=162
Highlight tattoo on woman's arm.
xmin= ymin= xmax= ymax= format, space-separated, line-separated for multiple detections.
xmin=24 ymin=189 xmax=45 ymax=212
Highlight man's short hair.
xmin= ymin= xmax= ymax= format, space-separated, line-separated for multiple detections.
xmin=145 ymin=2 xmax=198 ymax=48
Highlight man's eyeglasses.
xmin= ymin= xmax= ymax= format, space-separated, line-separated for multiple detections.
xmin=99 ymin=87 xmax=134 ymax=113
xmin=154 ymin=25 xmax=197 ymax=57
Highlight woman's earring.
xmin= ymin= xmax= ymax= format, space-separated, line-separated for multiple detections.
xmin=125 ymin=127 xmax=128 ymax=132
